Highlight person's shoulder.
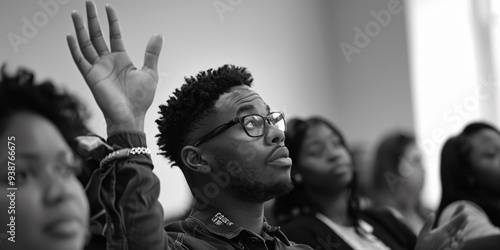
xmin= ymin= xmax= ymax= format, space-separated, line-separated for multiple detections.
xmin=361 ymin=207 xmax=417 ymax=248
xmin=280 ymin=214 xmax=346 ymax=250
xmin=163 ymin=220 xmax=226 ymax=250
xmin=164 ymin=217 xmax=315 ymax=250
xmin=280 ymin=215 xmax=331 ymax=239
xmin=165 ymin=218 xmax=201 ymax=235
xmin=279 ymin=214 xmax=323 ymax=233
xmin=361 ymin=206 xmax=403 ymax=223
xmin=282 ymin=214 xmax=321 ymax=225
xmin=361 ymin=207 xmax=411 ymax=232
xmin=362 ymin=207 xmax=416 ymax=234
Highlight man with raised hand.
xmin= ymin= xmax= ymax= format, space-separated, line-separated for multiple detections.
xmin=68 ymin=1 xmax=307 ymax=249
xmin=68 ymin=1 xmax=467 ymax=250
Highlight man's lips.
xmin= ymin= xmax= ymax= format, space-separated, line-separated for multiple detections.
xmin=269 ymin=146 xmax=290 ymax=162
xmin=268 ymin=146 xmax=292 ymax=167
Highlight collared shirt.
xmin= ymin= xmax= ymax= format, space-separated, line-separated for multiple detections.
xmin=165 ymin=206 xmax=312 ymax=249
xmin=90 ymin=132 xmax=312 ymax=250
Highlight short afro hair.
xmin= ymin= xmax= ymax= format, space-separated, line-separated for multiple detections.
xmin=156 ymin=64 xmax=253 ymax=168
xmin=0 ymin=64 xmax=89 ymax=149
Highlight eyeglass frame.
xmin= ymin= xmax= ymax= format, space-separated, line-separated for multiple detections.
xmin=193 ymin=112 xmax=286 ymax=147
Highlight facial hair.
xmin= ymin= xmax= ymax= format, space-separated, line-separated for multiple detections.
xmin=216 ymin=157 xmax=294 ymax=203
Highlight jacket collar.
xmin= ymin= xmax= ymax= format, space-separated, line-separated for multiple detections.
xmin=188 ymin=205 xmax=283 ymax=241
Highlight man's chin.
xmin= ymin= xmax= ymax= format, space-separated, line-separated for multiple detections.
xmin=229 ymin=178 xmax=294 ymax=204
xmin=262 ymin=178 xmax=295 ymax=201
xmin=275 ymin=178 xmax=294 ymax=196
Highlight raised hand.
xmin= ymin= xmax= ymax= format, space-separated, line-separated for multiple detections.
xmin=67 ymin=0 xmax=163 ymax=135
xmin=415 ymin=205 xmax=467 ymax=250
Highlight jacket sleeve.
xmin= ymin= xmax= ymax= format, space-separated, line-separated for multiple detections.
xmin=99 ymin=132 xmax=172 ymax=250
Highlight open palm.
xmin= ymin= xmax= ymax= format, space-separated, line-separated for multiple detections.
xmin=415 ymin=205 xmax=467 ymax=250
xmin=67 ymin=1 xmax=162 ymax=134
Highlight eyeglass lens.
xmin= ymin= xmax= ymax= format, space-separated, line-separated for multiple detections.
xmin=241 ymin=113 xmax=285 ymax=137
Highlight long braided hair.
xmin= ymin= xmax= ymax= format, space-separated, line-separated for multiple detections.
xmin=272 ymin=116 xmax=362 ymax=234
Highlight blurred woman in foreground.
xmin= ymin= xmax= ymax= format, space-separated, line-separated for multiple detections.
xmin=0 ymin=66 xmax=89 ymax=250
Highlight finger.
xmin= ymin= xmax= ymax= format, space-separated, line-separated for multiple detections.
xmin=105 ymin=4 xmax=126 ymax=52
xmin=441 ymin=238 xmax=453 ymax=250
xmin=456 ymin=229 xmax=465 ymax=242
xmin=451 ymin=204 xmax=465 ymax=217
xmin=443 ymin=205 xmax=467 ymax=237
xmin=86 ymin=1 xmax=110 ymax=56
xmin=142 ymin=34 xmax=163 ymax=75
xmin=72 ymin=10 xmax=100 ymax=63
xmin=447 ymin=235 xmax=464 ymax=250
xmin=452 ymin=233 xmax=465 ymax=250
xmin=67 ymin=34 xmax=92 ymax=76
xmin=419 ymin=212 xmax=435 ymax=237
xmin=440 ymin=212 xmax=468 ymax=236
xmin=434 ymin=232 xmax=457 ymax=250
xmin=444 ymin=229 xmax=465 ymax=250
xmin=454 ymin=234 xmax=466 ymax=250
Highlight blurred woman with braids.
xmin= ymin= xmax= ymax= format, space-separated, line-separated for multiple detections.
xmin=273 ymin=117 xmax=468 ymax=250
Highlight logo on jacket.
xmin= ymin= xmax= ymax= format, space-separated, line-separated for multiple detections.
xmin=211 ymin=212 xmax=234 ymax=226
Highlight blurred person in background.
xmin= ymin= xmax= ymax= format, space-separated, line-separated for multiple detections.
xmin=273 ymin=116 xmax=467 ymax=250
xmin=369 ymin=132 xmax=432 ymax=234
xmin=436 ymin=122 xmax=500 ymax=247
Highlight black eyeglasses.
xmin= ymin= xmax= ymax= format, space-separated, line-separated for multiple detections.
xmin=193 ymin=112 xmax=286 ymax=147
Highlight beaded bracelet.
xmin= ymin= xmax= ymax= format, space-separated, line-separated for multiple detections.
xmin=99 ymin=147 xmax=151 ymax=167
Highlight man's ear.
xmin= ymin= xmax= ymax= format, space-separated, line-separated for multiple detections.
xmin=181 ymin=146 xmax=211 ymax=174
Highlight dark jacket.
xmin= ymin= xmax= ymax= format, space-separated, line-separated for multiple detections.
xmin=93 ymin=132 xmax=312 ymax=250
xmin=280 ymin=208 xmax=417 ymax=250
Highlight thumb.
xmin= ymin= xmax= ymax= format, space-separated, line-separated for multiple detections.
xmin=419 ymin=212 xmax=435 ymax=237
xmin=143 ymin=34 xmax=163 ymax=75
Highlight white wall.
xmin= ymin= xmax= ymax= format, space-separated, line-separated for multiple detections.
xmin=406 ymin=0 xmax=500 ymax=209
xmin=328 ymin=0 xmax=415 ymax=195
